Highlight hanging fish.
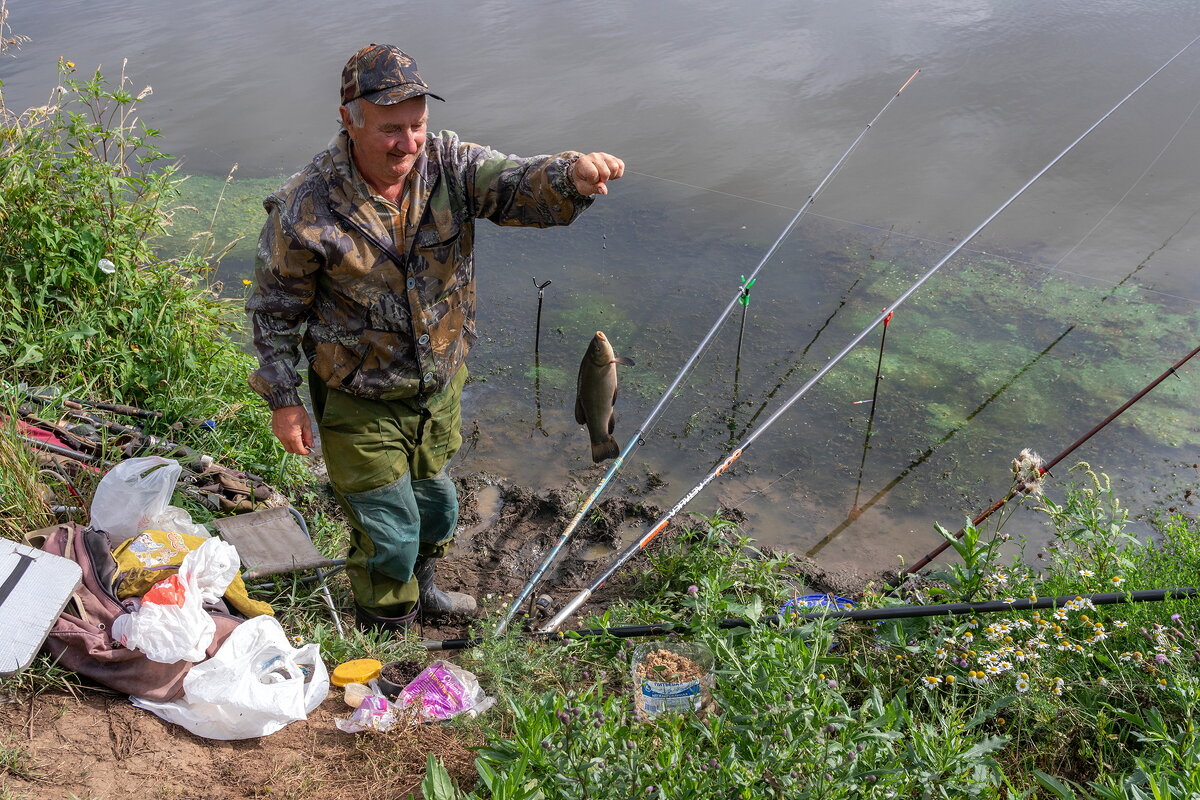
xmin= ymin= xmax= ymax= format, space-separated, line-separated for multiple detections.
xmin=575 ymin=331 xmax=635 ymax=462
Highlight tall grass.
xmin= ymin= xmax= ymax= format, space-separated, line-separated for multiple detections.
xmin=0 ymin=60 xmax=295 ymax=488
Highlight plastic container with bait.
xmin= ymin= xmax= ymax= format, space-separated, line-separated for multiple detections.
xmin=631 ymin=640 xmax=714 ymax=719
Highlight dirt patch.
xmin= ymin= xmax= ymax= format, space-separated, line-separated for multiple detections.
xmin=0 ymin=690 xmax=478 ymax=800
xmin=414 ymin=471 xmax=888 ymax=639
xmin=415 ymin=470 xmax=665 ymax=637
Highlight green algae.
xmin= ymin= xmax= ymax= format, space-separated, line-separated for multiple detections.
xmin=155 ymin=173 xmax=281 ymax=264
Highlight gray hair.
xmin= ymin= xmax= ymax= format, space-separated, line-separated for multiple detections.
xmin=343 ymin=97 xmax=365 ymax=128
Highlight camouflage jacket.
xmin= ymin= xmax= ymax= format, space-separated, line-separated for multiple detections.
xmin=246 ymin=129 xmax=592 ymax=409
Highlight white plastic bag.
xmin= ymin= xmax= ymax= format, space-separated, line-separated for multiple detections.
xmin=145 ymin=505 xmax=211 ymax=539
xmin=131 ymin=616 xmax=329 ymax=740
xmin=111 ymin=537 xmax=240 ymax=663
xmin=90 ymin=456 xmax=182 ymax=546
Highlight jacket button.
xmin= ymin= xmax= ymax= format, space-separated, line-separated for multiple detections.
xmin=423 ymin=372 xmax=434 ymax=383
xmin=406 ymin=278 xmax=416 ymax=290
xmin=418 ymin=334 xmax=430 ymax=345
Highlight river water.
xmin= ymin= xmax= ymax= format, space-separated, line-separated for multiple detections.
xmin=5 ymin=1 xmax=1199 ymax=575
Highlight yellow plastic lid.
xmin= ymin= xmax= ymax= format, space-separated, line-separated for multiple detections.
xmin=330 ymin=658 xmax=383 ymax=687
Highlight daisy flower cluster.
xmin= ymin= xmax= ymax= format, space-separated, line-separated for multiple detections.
xmin=915 ymin=596 xmax=1181 ymax=697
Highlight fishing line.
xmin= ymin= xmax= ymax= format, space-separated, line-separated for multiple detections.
xmin=542 ymin=34 xmax=1200 ymax=634
xmin=1049 ymin=91 xmax=1200 ymax=272
xmin=496 ymin=68 xmax=923 ymax=635
xmin=902 ymin=341 xmax=1200 ymax=578
xmin=631 ymin=103 xmax=1200 ymax=309
xmin=803 ymin=211 xmax=1200 ymax=305
xmin=624 ymin=169 xmax=806 ymax=213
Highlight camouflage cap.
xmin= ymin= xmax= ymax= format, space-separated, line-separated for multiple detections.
xmin=340 ymin=44 xmax=445 ymax=106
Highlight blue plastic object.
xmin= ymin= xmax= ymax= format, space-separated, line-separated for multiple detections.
xmin=780 ymin=593 xmax=855 ymax=619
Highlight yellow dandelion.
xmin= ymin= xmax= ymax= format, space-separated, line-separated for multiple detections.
xmin=243 ymin=279 xmax=253 ymax=286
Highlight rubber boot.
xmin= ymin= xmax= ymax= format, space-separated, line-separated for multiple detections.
xmin=354 ymin=603 xmax=419 ymax=634
xmin=413 ymin=556 xmax=477 ymax=617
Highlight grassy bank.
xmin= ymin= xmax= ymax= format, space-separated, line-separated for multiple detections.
xmin=0 ymin=59 xmax=297 ymax=489
xmin=430 ymin=473 xmax=1200 ymax=799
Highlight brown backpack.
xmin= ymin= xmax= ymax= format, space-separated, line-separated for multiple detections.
xmin=32 ymin=523 xmax=240 ymax=702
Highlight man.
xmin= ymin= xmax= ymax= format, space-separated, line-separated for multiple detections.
xmin=246 ymin=43 xmax=624 ymax=632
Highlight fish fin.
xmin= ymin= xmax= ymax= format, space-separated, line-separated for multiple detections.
xmin=614 ymin=356 xmax=635 ymax=367
xmin=608 ymin=410 xmax=616 ymax=435
xmin=591 ymin=437 xmax=620 ymax=463
xmin=574 ymin=394 xmax=587 ymax=425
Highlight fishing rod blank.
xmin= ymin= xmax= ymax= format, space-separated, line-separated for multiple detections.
xmin=903 ymin=341 xmax=1200 ymax=577
xmin=496 ymin=68 xmax=923 ymax=635
xmin=542 ymin=35 xmax=1200 ymax=634
xmin=426 ymin=587 xmax=1200 ymax=650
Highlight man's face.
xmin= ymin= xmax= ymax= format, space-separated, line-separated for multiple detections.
xmin=341 ymin=95 xmax=428 ymax=191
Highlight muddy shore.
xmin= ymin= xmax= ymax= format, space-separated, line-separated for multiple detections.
xmin=421 ymin=470 xmax=893 ymax=641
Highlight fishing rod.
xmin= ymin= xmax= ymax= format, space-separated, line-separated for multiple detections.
xmin=15 ymin=384 xmax=214 ymax=430
xmin=850 ymin=310 xmax=893 ymax=511
xmin=497 ymin=68 xmax=923 ymax=635
xmin=18 ymin=385 xmax=164 ymax=422
xmin=721 ymin=277 xmax=863 ymax=459
xmin=808 ymin=224 xmax=1169 ymax=558
xmin=427 ymin=586 xmax=1200 ymax=651
xmin=902 ymin=340 xmax=1200 ymax=578
xmin=18 ymin=403 xmax=214 ymax=474
xmin=532 ymin=278 xmax=552 ymax=356
xmin=807 ymin=325 xmax=1071 ymax=557
xmin=542 ymin=36 xmax=1200 ymax=633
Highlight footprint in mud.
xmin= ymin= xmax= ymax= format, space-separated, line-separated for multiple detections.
xmin=431 ymin=475 xmax=662 ymax=635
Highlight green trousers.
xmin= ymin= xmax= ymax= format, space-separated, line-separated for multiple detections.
xmin=310 ymin=365 xmax=466 ymax=614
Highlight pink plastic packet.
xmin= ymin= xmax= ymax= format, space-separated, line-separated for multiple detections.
xmin=399 ymin=660 xmax=494 ymax=721
xmin=334 ymin=694 xmax=396 ymax=733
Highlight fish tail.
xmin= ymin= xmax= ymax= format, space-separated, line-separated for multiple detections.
xmin=591 ymin=437 xmax=620 ymax=463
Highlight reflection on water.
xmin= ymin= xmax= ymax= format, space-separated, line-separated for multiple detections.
xmin=4 ymin=0 xmax=1199 ymax=573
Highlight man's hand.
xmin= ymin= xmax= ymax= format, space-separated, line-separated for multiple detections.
xmin=571 ymin=152 xmax=625 ymax=196
xmin=271 ymin=405 xmax=314 ymax=455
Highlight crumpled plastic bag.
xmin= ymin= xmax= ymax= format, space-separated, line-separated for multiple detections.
xmin=111 ymin=536 xmax=241 ymax=663
xmin=335 ymin=691 xmax=397 ymax=733
xmin=89 ymin=456 xmax=183 ymax=546
xmin=398 ymin=661 xmax=494 ymax=721
xmin=145 ymin=505 xmax=211 ymax=539
xmin=132 ymin=615 xmax=329 ymax=740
